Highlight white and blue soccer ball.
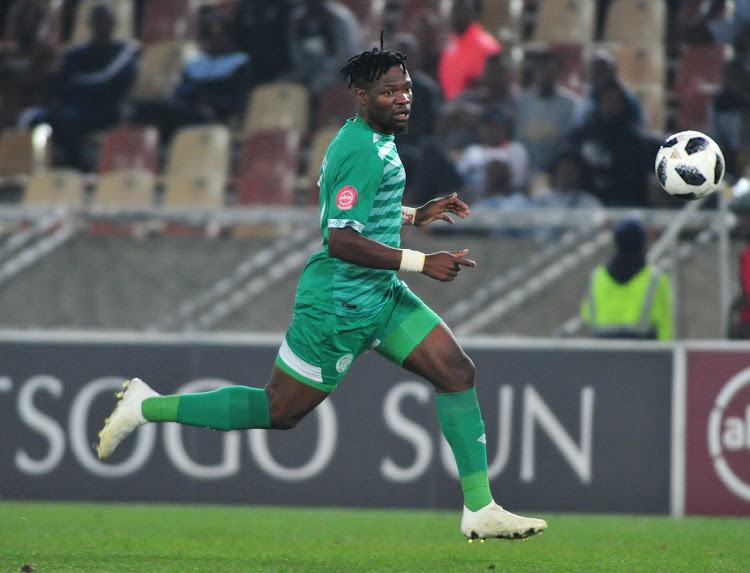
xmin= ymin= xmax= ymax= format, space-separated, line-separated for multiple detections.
xmin=655 ymin=130 xmax=725 ymax=200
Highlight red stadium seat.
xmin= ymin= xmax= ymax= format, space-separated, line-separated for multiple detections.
xmin=96 ymin=126 xmax=160 ymax=174
xmin=236 ymin=128 xmax=302 ymax=179
xmin=235 ymin=169 xmax=297 ymax=205
xmin=312 ymin=84 xmax=357 ymax=131
xmin=672 ymin=44 xmax=727 ymax=132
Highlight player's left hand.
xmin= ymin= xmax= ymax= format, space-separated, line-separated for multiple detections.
xmin=413 ymin=192 xmax=470 ymax=227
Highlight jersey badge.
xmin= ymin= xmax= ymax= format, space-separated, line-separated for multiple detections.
xmin=335 ymin=186 xmax=358 ymax=210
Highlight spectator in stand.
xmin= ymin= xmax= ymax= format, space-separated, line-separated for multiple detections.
xmin=581 ymin=217 xmax=674 ymax=340
xmin=413 ymin=9 xmax=447 ymax=84
xmin=0 ymin=0 xmax=58 ymax=129
xmin=565 ymin=78 xmax=661 ymax=207
xmin=392 ymin=32 xmax=442 ymax=151
xmin=131 ymin=12 xmax=252 ymax=142
xmin=436 ymin=51 xmax=520 ymax=158
xmin=708 ymin=55 xmax=750 ymax=181
xmin=578 ymin=48 xmax=643 ymax=129
xmin=235 ymin=0 xmax=294 ymax=85
xmin=533 ymin=150 xmax=602 ymax=209
xmin=23 ymin=2 xmax=139 ymax=171
xmin=461 ymin=51 xmax=520 ymax=118
xmin=286 ymin=0 xmax=363 ymax=100
xmin=515 ymin=50 xmax=582 ymax=178
xmin=438 ymin=0 xmax=501 ymax=101
xmin=392 ymin=32 xmax=443 ymax=203
xmin=678 ymin=0 xmax=750 ymax=44
xmin=456 ymin=104 xmax=529 ymax=206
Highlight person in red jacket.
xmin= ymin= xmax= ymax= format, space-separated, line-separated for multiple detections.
xmin=438 ymin=0 xmax=501 ymax=100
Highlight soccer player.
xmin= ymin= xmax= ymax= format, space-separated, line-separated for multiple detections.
xmin=97 ymin=42 xmax=547 ymax=542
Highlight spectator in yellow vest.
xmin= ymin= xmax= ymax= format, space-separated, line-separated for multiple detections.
xmin=581 ymin=218 xmax=674 ymax=340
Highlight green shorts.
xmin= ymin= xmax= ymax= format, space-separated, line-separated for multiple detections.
xmin=276 ymin=281 xmax=441 ymax=392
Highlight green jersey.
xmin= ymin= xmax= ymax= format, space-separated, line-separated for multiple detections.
xmin=295 ymin=115 xmax=406 ymax=317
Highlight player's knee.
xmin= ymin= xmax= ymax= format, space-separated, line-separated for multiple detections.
xmin=268 ymin=407 xmax=304 ymax=430
xmin=455 ymin=353 xmax=476 ymax=388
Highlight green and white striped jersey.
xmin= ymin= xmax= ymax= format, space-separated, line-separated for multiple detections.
xmin=295 ymin=115 xmax=407 ymax=318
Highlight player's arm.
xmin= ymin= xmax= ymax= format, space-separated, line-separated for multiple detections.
xmin=403 ymin=192 xmax=470 ymax=228
xmin=327 ymin=226 xmax=475 ymax=282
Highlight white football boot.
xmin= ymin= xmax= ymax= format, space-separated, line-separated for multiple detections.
xmin=97 ymin=378 xmax=159 ymax=459
xmin=461 ymin=501 xmax=547 ymax=541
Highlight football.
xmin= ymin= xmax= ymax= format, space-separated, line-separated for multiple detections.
xmin=654 ymin=130 xmax=725 ymax=200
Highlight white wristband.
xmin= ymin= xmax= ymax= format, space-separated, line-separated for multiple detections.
xmin=400 ymin=249 xmax=425 ymax=272
xmin=401 ymin=206 xmax=417 ymax=225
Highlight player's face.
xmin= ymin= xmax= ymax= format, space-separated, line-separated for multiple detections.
xmin=357 ymin=65 xmax=413 ymax=135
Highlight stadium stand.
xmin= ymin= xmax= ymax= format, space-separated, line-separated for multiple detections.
xmin=23 ymin=168 xmax=85 ymax=206
xmin=601 ymin=0 xmax=667 ymax=45
xmin=531 ymin=0 xmax=596 ymax=44
xmin=139 ymin=0 xmax=203 ymax=45
xmin=96 ymin=126 xmax=160 ymax=174
xmin=0 ymin=125 xmax=52 ymax=186
xmin=126 ymin=40 xmax=199 ymax=102
xmin=240 ymin=81 xmax=311 ymax=138
xmin=164 ymin=123 xmax=231 ymax=178
xmin=93 ymin=168 xmax=157 ymax=207
xmin=68 ymin=0 xmax=136 ymax=45
xmin=235 ymin=170 xmax=297 ymax=206
xmin=162 ymin=172 xmax=226 ymax=209
xmin=3 ymin=0 xmax=64 ymax=47
xmin=236 ymin=128 xmax=302 ymax=179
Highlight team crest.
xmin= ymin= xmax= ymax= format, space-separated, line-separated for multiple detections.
xmin=336 ymin=353 xmax=354 ymax=373
xmin=335 ymin=186 xmax=358 ymax=210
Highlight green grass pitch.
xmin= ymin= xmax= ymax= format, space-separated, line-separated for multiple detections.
xmin=1 ymin=502 xmax=748 ymax=572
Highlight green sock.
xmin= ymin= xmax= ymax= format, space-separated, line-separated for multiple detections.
xmin=436 ymin=388 xmax=493 ymax=511
xmin=141 ymin=386 xmax=271 ymax=430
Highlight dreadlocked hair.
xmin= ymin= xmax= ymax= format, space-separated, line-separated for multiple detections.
xmin=340 ymin=31 xmax=407 ymax=89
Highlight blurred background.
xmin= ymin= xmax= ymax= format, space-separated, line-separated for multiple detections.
xmin=0 ymin=0 xmax=748 ymax=340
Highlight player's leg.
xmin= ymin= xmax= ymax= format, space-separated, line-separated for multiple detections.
xmin=375 ymin=287 xmax=546 ymax=539
xmin=401 ymin=323 xmax=547 ymax=540
xmin=97 ymin=366 xmax=329 ymax=459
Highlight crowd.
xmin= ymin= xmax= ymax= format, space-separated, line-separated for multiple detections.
xmin=0 ymin=0 xmax=749 ymax=211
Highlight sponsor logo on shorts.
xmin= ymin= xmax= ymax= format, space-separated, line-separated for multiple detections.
xmin=335 ymin=186 xmax=358 ymax=210
xmin=477 ymin=433 xmax=487 ymax=444
xmin=336 ymin=354 xmax=354 ymax=373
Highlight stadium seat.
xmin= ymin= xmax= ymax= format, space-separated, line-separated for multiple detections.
xmin=128 ymin=40 xmax=199 ymax=101
xmin=611 ymin=43 xmax=667 ymax=89
xmin=0 ymin=125 xmax=52 ymax=185
xmin=477 ymin=0 xmax=524 ymax=40
xmin=632 ymin=83 xmax=666 ymax=132
xmin=162 ymin=172 xmax=226 ymax=209
xmin=312 ymin=84 xmax=356 ymax=131
xmin=532 ymin=0 xmax=596 ymax=44
xmin=93 ymin=168 xmax=156 ymax=207
xmin=240 ymin=81 xmax=311 ymax=138
xmin=23 ymin=168 xmax=85 ymax=206
xmin=672 ymin=44 xmax=727 ymax=132
xmin=236 ymin=128 xmax=302 ymax=179
xmin=602 ymin=0 xmax=667 ymax=45
xmin=164 ymin=124 xmax=231 ymax=178
xmin=69 ymin=0 xmax=135 ymax=45
xmin=96 ymin=126 xmax=160 ymax=174
xmin=235 ymin=170 xmax=297 ymax=205
xmin=140 ymin=0 xmax=203 ymax=45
